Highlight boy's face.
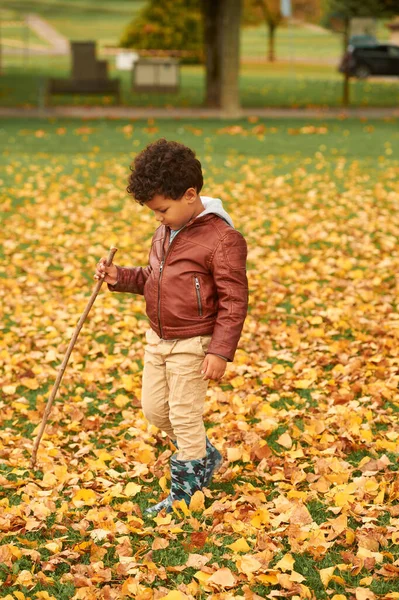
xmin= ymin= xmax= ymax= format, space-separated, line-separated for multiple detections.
xmin=146 ymin=188 xmax=201 ymax=231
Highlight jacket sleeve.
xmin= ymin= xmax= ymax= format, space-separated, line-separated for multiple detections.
xmin=107 ymin=265 xmax=152 ymax=295
xmin=207 ymin=229 xmax=248 ymax=361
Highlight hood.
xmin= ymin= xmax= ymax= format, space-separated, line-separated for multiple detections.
xmin=198 ymin=196 xmax=234 ymax=228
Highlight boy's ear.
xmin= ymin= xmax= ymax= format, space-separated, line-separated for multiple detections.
xmin=184 ymin=187 xmax=198 ymax=203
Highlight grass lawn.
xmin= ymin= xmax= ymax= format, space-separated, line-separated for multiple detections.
xmin=1 ymin=117 xmax=399 ymax=598
xmin=2 ymin=2 xmax=399 ymax=108
xmin=4 ymin=0 xmax=390 ymax=58
xmin=1 ymin=59 xmax=399 ymax=109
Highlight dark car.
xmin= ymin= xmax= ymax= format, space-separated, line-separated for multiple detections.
xmin=339 ymin=43 xmax=399 ymax=78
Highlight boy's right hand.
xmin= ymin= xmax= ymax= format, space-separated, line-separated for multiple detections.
xmin=94 ymin=258 xmax=118 ymax=285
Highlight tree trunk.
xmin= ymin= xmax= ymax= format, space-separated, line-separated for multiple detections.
xmin=268 ymin=23 xmax=276 ymax=62
xmin=203 ymin=0 xmax=242 ymax=116
xmin=202 ymin=0 xmax=222 ymax=108
xmin=219 ymin=0 xmax=242 ymax=116
xmin=342 ymin=16 xmax=350 ymax=107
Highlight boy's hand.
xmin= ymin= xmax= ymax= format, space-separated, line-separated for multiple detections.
xmin=201 ymin=354 xmax=227 ymax=381
xmin=94 ymin=257 xmax=118 ymax=285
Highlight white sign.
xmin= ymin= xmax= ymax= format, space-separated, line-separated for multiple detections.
xmin=116 ymin=52 xmax=139 ymax=71
xmin=281 ymin=0 xmax=292 ymax=17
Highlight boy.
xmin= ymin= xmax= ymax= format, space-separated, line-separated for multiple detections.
xmin=95 ymin=139 xmax=248 ymax=514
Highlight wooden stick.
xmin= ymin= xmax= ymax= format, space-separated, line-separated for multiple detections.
xmin=30 ymin=247 xmax=118 ymax=469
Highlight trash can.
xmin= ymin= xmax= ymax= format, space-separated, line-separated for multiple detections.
xmin=132 ymin=58 xmax=179 ymax=93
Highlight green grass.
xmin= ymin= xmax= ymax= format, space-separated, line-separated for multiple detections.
xmin=1 ymin=117 xmax=399 ymax=600
xmin=1 ymin=22 xmax=50 ymax=51
xmin=1 ymin=60 xmax=399 ymax=109
xmin=5 ymin=1 xmax=144 ymax=49
xmin=2 ymin=117 xmax=398 ymax=168
xmin=4 ymin=1 xmax=391 ymax=59
xmin=2 ymin=3 xmax=398 ymax=108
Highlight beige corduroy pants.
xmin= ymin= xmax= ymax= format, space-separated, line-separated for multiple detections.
xmin=141 ymin=328 xmax=212 ymax=460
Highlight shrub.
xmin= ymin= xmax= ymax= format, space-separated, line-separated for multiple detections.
xmin=120 ymin=0 xmax=203 ymax=64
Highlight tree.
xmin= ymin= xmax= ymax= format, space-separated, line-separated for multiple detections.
xmin=120 ymin=0 xmax=203 ymax=63
xmin=201 ymin=0 xmax=243 ymax=115
xmin=243 ymin=0 xmax=284 ymax=62
xmin=121 ymin=0 xmax=242 ymax=115
xmin=326 ymin=0 xmax=397 ymax=105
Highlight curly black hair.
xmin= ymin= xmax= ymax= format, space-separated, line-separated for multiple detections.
xmin=127 ymin=138 xmax=203 ymax=204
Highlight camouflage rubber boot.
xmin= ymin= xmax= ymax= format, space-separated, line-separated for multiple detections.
xmin=203 ymin=437 xmax=223 ymax=488
xmin=169 ymin=437 xmax=222 ymax=488
xmin=145 ymin=454 xmax=207 ymax=515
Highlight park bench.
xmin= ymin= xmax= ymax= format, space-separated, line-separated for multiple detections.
xmin=45 ymin=77 xmax=121 ymax=105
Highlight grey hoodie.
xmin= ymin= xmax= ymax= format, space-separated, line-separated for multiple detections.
xmin=169 ymin=196 xmax=234 ymax=244
xmin=197 ymin=196 xmax=234 ymax=228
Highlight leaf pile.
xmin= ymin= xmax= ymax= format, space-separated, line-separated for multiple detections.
xmin=1 ymin=120 xmax=399 ymax=600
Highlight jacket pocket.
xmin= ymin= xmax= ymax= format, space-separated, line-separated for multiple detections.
xmin=194 ymin=275 xmax=203 ymax=317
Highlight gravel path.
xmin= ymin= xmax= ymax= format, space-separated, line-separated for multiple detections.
xmin=24 ymin=14 xmax=69 ymax=55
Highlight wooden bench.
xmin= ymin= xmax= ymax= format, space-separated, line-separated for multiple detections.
xmin=44 ymin=78 xmax=121 ymax=105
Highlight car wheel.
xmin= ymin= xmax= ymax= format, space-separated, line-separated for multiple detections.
xmin=354 ymin=64 xmax=371 ymax=79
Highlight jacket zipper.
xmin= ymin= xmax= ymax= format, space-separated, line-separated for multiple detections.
xmin=157 ymin=226 xmax=187 ymax=338
xmin=194 ymin=276 xmax=203 ymax=317
xmin=158 ymin=258 xmax=165 ymax=338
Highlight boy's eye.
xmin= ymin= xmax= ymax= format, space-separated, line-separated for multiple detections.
xmin=159 ymin=209 xmax=168 ymax=214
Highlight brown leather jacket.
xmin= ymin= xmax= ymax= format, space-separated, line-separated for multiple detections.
xmin=108 ymin=214 xmax=248 ymax=361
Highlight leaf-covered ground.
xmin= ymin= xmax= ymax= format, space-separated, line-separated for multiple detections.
xmin=1 ymin=118 xmax=399 ymax=600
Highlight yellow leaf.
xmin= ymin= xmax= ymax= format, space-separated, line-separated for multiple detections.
xmin=236 ymin=555 xmax=262 ymax=574
xmin=153 ymin=513 xmax=172 ymax=526
xmin=357 ymin=548 xmax=384 ymax=563
xmin=2 ymin=385 xmax=16 ymax=395
xmin=250 ymin=508 xmax=270 ymax=528
xmin=275 ymin=553 xmax=295 ymax=572
xmin=152 ymin=537 xmax=170 ymax=550
xmin=294 ymin=379 xmax=313 ymax=389
xmin=121 ymin=374 xmax=135 ymax=391
xmin=276 ymin=432 xmax=292 ymax=449
xmin=42 ymin=472 xmax=58 ymax=488
xmin=44 ymin=349 xmax=58 ymax=362
xmin=227 ymin=447 xmax=242 ymax=462
xmin=114 ymin=394 xmax=130 ymax=407
xmin=227 ymin=538 xmax=250 ymax=553
xmin=71 ymin=488 xmax=97 ymax=507
xmin=15 ymin=571 xmax=35 ymax=586
xmin=124 ymin=482 xmax=142 ymax=497
xmin=309 ymin=316 xmax=323 ymax=325
xmin=159 ymin=593 xmax=188 ymax=600
xmin=194 ymin=570 xmax=212 ymax=583
xmin=159 ymin=475 xmax=168 ymax=492
xmin=44 ymin=541 xmax=62 ymax=554
xmin=355 ymin=588 xmax=376 ymax=600
xmin=290 ymin=570 xmax=305 ymax=583
xmin=189 ymin=490 xmax=205 ymax=512
xmin=346 ymin=529 xmax=356 ymax=544
xmin=20 ymin=377 xmax=39 ymax=390
xmin=137 ymin=448 xmax=155 ymax=464
xmin=172 ymin=498 xmax=190 ymax=517
xmin=256 ymin=573 xmax=278 ymax=585
xmin=319 ymin=566 xmax=336 ymax=587
xmin=208 ymin=567 xmax=236 ymax=587
xmin=230 ymin=375 xmax=245 ymax=388
xmin=334 ymin=490 xmax=355 ymax=507
xmin=35 ymin=593 xmax=57 ymax=600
